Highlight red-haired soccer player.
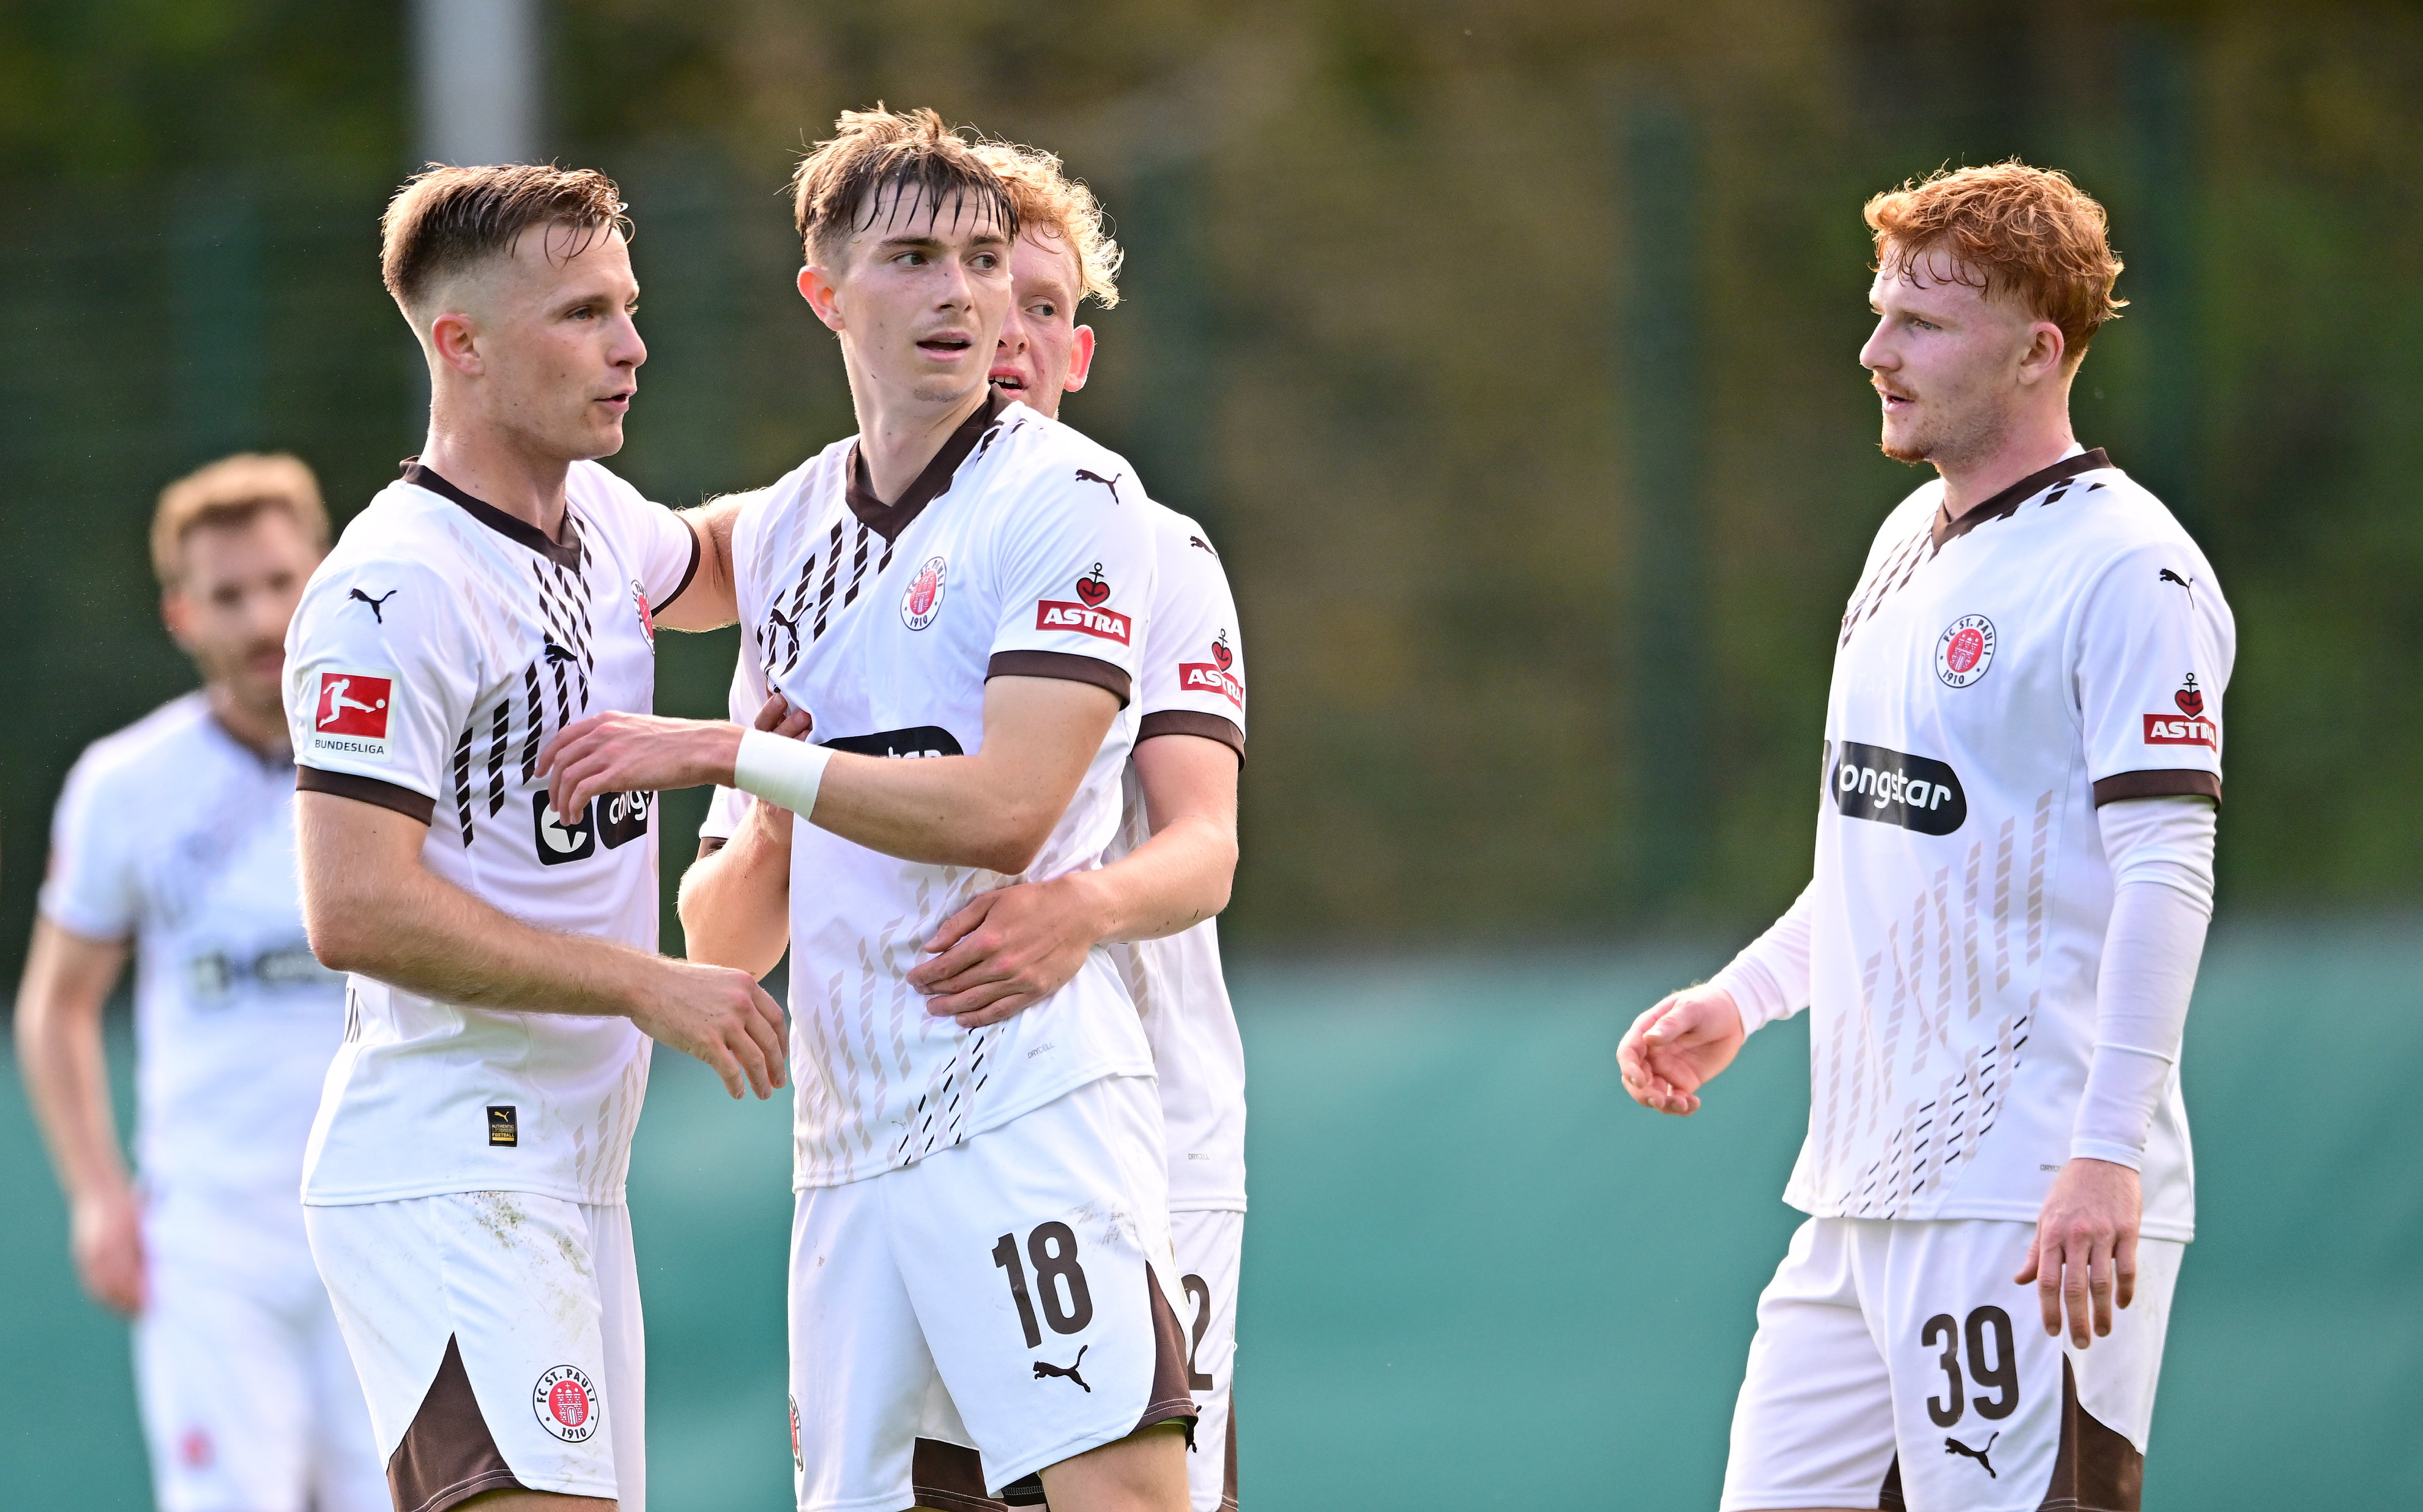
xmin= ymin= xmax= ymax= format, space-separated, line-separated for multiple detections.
xmin=1620 ymin=164 xmax=2231 ymax=1512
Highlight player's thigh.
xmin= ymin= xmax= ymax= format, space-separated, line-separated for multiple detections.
xmin=786 ymin=1174 xmax=965 ymax=1512
xmin=1169 ymin=1208 xmax=1242 ymax=1512
xmin=302 ymin=1272 xmax=392 ymax=1512
xmin=1878 ymin=1221 xmax=2178 ymax=1512
xmin=136 ymin=1245 xmax=316 ymax=1512
xmin=1721 ymin=1219 xmax=1900 ymax=1512
xmin=891 ymin=1074 xmax=1196 ymax=1494
xmin=305 ymin=1193 xmax=628 ymax=1508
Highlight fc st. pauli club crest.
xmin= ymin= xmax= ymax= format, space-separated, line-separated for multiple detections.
xmin=631 ymin=579 xmax=655 ymax=647
xmin=1935 ymin=614 xmax=1997 ymax=688
xmin=532 ymin=1365 xmax=600 ymax=1443
xmin=901 ymin=556 xmax=947 ymax=630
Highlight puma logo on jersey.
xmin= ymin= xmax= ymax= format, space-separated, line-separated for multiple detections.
xmin=2158 ymin=567 xmax=2191 ymax=590
xmin=1944 ymin=1432 xmax=1998 ymax=1478
xmin=1032 ymin=1346 xmax=1090 ymax=1392
xmin=349 ymin=588 xmax=398 ymax=622
xmin=1188 ymin=534 xmax=1216 ymax=555
xmin=1074 ymin=469 xmax=1123 ymax=503
xmin=544 ymin=639 xmax=580 ymax=665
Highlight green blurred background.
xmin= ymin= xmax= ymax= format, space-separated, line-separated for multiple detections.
xmin=4 ymin=0 xmax=2421 ymax=1506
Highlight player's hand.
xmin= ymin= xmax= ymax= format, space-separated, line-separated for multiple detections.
xmin=70 ymin=1186 xmax=146 ymax=1317
xmin=1617 ymin=985 xmax=1746 ymax=1115
xmin=907 ymin=877 xmax=1105 ymax=1027
xmin=628 ymin=958 xmax=789 ymax=1099
xmin=537 ymin=712 xmax=743 ymax=822
xmin=2017 ymin=1157 xmax=2140 ymax=1348
xmin=745 ymin=693 xmax=814 ymax=823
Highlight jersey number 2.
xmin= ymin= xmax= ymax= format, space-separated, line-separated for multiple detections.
xmin=993 ymin=1223 xmax=1093 ymax=1349
xmin=1922 ymin=1306 xmax=2020 ymax=1427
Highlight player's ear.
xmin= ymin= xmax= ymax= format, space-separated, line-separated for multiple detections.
xmin=159 ymin=584 xmax=196 ymax=649
xmin=1064 ymin=326 xmax=1096 ymax=393
xmin=426 ymin=308 xmax=484 ymax=378
xmin=798 ymin=264 xmax=846 ymax=333
xmin=2021 ymin=319 xmax=2066 ymax=385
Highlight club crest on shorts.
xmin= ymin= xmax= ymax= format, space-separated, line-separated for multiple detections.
xmin=901 ymin=556 xmax=948 ymax=630
xmin=532 ymin=1365 xmax=600 ymax=1442
xmin=1935 ymin=615 xmax=1997 ymax=688
xmin=789 ymin=1394 xmax=802 ymax=1469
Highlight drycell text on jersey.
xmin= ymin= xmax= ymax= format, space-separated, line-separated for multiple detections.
xmin=1829 ymin=740 xmax=1968 ymax=836
xmin=1035 ymin=600 xmax=1133 ymax=644
xmin=2142 ymin=714 xmax=2217 ymax=748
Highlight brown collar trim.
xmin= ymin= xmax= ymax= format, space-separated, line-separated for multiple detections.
xmin=844 ymin=389 xmax=1005 ymax=543
xmin=1932 ymin=448 xmax=2114 ymax=548
xmin=401 ymin=458 xmax=584 ymax=570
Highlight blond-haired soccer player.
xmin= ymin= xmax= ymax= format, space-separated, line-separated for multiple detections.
xmin=539 ymin=110 xmax=1192 ymax=1512
xmin=1618 ymin=163 xmax=2231 ymax=1511
xmin=281 ymin=164 xmax=779 ymax=1512
xmin=17 ymin=454 xmax=388 ymax=1512
xmin=880 ymin=140 xmax=1247 ymax=1512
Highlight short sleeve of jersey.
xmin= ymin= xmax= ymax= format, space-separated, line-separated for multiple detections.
xmin=1136 ymin=512 xmax=1246 ymax=758
xmin=285 ymin=557 xmax=483 ymax=814
xmin=578 ymin=463 xmax=701 ymax=609
xmin=982 ymin=463 xmax=1157 ymax=706
xmin=699 ymin=654 xmax=770 ymax=843
xmin=37 ymin=750 xmax=139 ymax=941
xmin=2076 ymin=542 xmax=2230 ymax=805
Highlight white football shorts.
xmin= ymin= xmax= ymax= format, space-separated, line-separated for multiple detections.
xmin=136 ymin=1188 xmax=387 ymax=1512
xmin=305 ymin=1191 xmax=645 ymax=1512
xmin=787 ymin=1073 xmax=1195 ymax=1512
xmin=1171 ymin=1208 xmax=1243 ymax=1512
xmin=1722 ymin=1216 xmax=2182 ymax=1512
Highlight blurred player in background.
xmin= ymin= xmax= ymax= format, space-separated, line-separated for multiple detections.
xmin=542 ymin=108 xmax=1193 ymax=1512
xmin=17 ymin=453 xmax=387 ymax=1512
xmin=891 ymin=140 xmax=1247 ymax=1512
xmin=283 ymin=163 xmax=776 ymax=1512
xmin=1618 ymin=164 xmax=2231 ymax=1512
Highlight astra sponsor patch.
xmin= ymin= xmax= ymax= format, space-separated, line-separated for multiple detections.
xmin=310 ymin=671 xmax=394 ymax=761
xmin=2143 ymin=713 xmax=2217 ymax=748
xmin=2173 ymin=673 xmax=2205 ymax=718
xmin=1179 ymin=662 xmax=1245 ymax=707
xmin=1074 ymin=562 xmax=1112 ymax=607
xmin=1829 ymin=740 xmax=1968 ymax=835
xmin=1037 ymin=600 xmax=1132 ymax=644
xmin=532 ymin=1365 xmax=600 ymax=1443
xmin=1935 ymin=614 xmax=1997 ymax=688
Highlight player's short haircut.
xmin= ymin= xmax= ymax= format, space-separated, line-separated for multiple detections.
xmin=1865 ymin=162 xmax=2126 ymax=370
xmin=972 ymin=140 xmax=1122 ymax=309
xmin=380 ymin=163 xmax=630 ymax=317
xmin=791 ymin=106 xmax=1018 ymax=269
xmin=151 ymin=452 xmax=329 ymax=587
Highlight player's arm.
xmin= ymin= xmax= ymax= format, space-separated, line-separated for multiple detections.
xmin=652 ymin=493 xmax=745 ymax=633
xmin=908 ymin=731 xmax=1241 ymax=1027
xmin=296 ymin=792 xmax=787 ymax=1100
xmin=1618 ymin=881 xmax=1816 ymax=1115
xmin=13 ymin=919 xmax=143 ymax=1315
xmin=677 ymin=695 xmax=813 ymax=980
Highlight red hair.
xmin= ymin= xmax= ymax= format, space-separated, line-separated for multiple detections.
xmin=1866 ymin=162 xmax=2125 ymax=368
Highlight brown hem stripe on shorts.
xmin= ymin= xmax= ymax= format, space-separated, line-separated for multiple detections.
xmin=1219 ymin=1384 xmax=1238 ymax=1510
xmin=911 ymin=1435 xmax=1008 ymax=1512
xmin=389 ymin=1335 xmax=524 ymax=1512
xmin=1877 ymin=1355 xmax=2144 ymax=1512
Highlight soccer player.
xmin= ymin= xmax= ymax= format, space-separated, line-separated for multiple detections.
xmin=282 ymin=164 xmax=783 ymax=1512
xmin=1617 ymin=163 xmax=2231 ymax=1512
xmin=17 ymin=453 xmax=387 ymax=1512
xmin=537 ymin=110 xmax=1193 ymax=1512
xmin=891 ymin=140 xmax=1248 ymax=1512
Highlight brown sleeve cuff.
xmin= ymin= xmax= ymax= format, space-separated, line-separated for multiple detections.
xmin=986 ymin=650 xmax=1133 ymax=709
xmin=2092 ymin=769 xmax=2221 ymax=807
xmin=297 ymin=766 xmax=436 ymax=824
xmin=653 ymin=516 xmax=704 ymax=613
xmin=1137 ymin=709 xmax=1245 ymax=766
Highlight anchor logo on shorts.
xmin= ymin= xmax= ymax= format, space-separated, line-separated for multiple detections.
xmin=1032 ymin=1345 xmax=1091 ymax=1393
xmin=1945 ymin=1431 xmax=1999 ymax=1479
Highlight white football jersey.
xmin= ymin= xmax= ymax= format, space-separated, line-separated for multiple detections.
xmin=39 ymin=694 xmax=347 ymax=1202
xmin=1793 ymin=447 xmax=2230 ymax=1240
xmin=283 ymin=460 xmax=699 ymax=1207
xmin=1103 ymin=505 xmax=1249 ymax=1213
xmin=721 ymin=393 xmax=1160 ymax=1189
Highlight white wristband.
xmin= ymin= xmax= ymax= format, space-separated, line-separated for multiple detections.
xmin=734 ymin=728 xmax=833 ymax=820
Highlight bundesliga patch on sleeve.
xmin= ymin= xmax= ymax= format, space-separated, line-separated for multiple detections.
xmin=308 ymin=671 xmax=395 ymax=761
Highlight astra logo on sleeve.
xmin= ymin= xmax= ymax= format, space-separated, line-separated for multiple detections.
xmin=1036 ymin=599 xmax=1133 ymax=644
xmin=1830 ymin=740 xmax=1968 ymax=835
xmin=1179 ymin=635 xmax=1245 ymax=707
xmin=2145 ymin=674 xmax=2217 ymax=747
xmin=310 ymin=672 xmax=394 ymax=761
